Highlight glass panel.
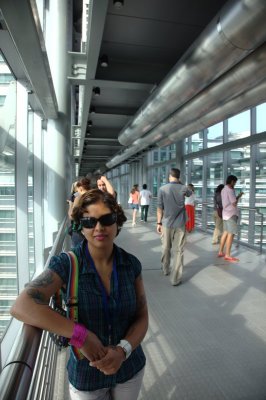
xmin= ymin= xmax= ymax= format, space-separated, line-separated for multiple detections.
xmin=206 ymin=122 xmax=223 ymax=148
xmin=28 ymin=112 xmax=35 ymax=279
xmin=206 ymin=152 xmax=224 ymax=203
xmin=169 ymin=143 xmax=176 ymax=160
xmin=0 ymin=53 xmax=17 ymax=339
xmin=227 ymin=110 xmax=250 ymax=142
xmin=184 ymin=138 xmax=189 ymax=155
xmin=191 ymin=132 xmax=203 ymax=152
xmin=227 ymin=146 xmax=250 ymax=243
xmin=153 ymin=149 xmax=159 ymax=163
xmin=256 ymin=103 xmax=266 ymax=133
xmin=190 ymin=158 xmax=203 ymax=227
xmin=153 ymin=167 xmax=158 ymax=196
xmin=254 ymin=142 xmax=266 ymax=249
xmin=159 ymin=166 xmax=167 ymax=186
xmin=160 ymin=147 xmax=167 ymax=162
xmin=191 ymin=158 xmax=203 ymax=202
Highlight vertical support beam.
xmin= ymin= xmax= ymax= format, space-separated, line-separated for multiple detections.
xmin=16 ymin=82 xmax=29 ymax=290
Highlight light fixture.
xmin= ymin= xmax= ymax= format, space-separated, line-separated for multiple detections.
xmin=99 ymin=54 xmax=109 ymax=67
xmin=93 ymin=87 xmax=101 ymax=96
xmin=113 ymin=0 xmax=124 ymax=9
xmin=87 ymin=120 xmax=93 ymax=127
xmin=90 ymin=106 xmax=96 ymax=114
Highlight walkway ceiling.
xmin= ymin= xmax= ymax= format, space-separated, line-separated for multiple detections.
xmin=75 ymin=0 xmax=229 ymax=175
xmin=75 ymin=0 xmax=266 ymax=174
xmin=2 ymin=1 xmax=266 ymax=176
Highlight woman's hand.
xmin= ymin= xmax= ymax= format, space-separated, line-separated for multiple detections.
xmin=80 ymin=331 xmax=107 ymax=361
xmin=89 ymin=346 xmax=125 ymax=375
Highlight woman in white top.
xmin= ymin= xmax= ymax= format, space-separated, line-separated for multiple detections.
xmin=185 ymin=184 xmax=196 ymax=232
xmin=139 ymin=184 xmax=152 ymax=222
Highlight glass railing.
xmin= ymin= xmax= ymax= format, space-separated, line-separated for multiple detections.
xmin=197 ymin=203 xmax=265 ymax=254
xmin=0 ymin=216 xmax=69 ymax=400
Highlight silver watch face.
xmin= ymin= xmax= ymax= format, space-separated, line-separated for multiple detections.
xmin=119 ymin=340 xmax=132 ymax=358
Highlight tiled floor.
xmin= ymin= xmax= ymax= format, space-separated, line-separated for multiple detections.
xmin=57 ymin=213 xmax=266 ymax=400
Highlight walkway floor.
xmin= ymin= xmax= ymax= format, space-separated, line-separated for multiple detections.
xmin=56 ymin=212 xmax=266 ymax=400
xmin=114 ymin=214 xmax=266 ymax=400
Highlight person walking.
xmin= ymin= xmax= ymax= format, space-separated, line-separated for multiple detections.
xmin=139 ymin=184 xmax=152 ymax=222
xmin=185 ymin=183 xmax=196 ymax=232
xmin=212 ymin=184 xmax=224 ymax=244
xmin=10 ymin=189 xmax=148 ymax=400
xmin=129 ymin=185 xmax=140 ymax=227
xmin=156 ymin=168 xmax=191 ymax=286
xmin=218 ymin=175 xmax=244 ymax=262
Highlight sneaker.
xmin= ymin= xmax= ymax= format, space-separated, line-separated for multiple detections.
xmin=218 ymin=252 xmax=225 ymax=257
xmin=172 ymin=280 xmax=182 ymax=286
xmin=224 ymin=256 xmax=239 ymax=262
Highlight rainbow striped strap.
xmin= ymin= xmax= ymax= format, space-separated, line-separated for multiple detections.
xmin=66 ymin=251 xmax=84 ymax=360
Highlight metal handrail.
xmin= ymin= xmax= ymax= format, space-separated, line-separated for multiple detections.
xmin=0 ymin=216 xmax=69 ymax=400
xmin=198 ymin=202 xmax=265 ymax=254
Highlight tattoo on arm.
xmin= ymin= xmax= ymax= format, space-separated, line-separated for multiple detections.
xmin=25 ymin=270 xmax=55 ymax=305
xmin=26 ymin=289 xmax=49 ymax=305
xmin=25 ymin=270 xmax=54 ymax=288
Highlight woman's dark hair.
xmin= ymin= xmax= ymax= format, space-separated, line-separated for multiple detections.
xmin=130 ymin=187 xmax=136 ymax=194
xmin=226 ymin=175 xmax=237 ymax=185
xmin=76 ymin=177 xmax=91 ymax=191
xmin=215 ymin=184 xmax=224 ymax=193
xmin=72 ymin=189 xmax=127 ymax=235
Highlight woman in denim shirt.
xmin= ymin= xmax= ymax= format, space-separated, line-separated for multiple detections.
xmin=11 ymin=189 xmax=148 ymax=399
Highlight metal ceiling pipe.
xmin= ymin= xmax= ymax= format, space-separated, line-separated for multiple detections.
xmin=106 ymin=143 xmax=144 ymax=169
xmin=117 ymin=0 xmax=266 ymax=147
xmin=106 ymin=78 xmax=266 ymax=169
xmin=106 ymin=43 xmax=266 ymax=168
xmin=137 ymin=42 xmax=266 ymax=147
xmin=158 ymin=79 xmax=266 ymax=148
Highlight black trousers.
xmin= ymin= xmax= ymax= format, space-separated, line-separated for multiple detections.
xmin=141 ymin=205 xmax=149 ymax=221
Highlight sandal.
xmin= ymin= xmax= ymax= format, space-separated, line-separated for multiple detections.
xmin=224 ymin=256 xmax=239 ymax=262
xmin=217 ymin=252 xmax=225 ymax=257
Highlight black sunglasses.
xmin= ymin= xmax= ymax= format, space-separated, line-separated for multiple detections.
xmin=80 ymin=213 xmax=117 ymax=229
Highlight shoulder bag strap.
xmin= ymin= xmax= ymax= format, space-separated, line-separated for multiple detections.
xmin=66 ymin=251 xmax=84 ymax=360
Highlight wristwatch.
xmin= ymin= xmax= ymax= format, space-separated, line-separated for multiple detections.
xmin=117 ymin=339 xmax=132 ymax=359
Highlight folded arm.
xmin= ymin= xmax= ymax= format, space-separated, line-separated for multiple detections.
xmin=90 ymin=273 xmax=148 ymax=374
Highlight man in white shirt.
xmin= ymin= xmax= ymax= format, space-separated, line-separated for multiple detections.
xmin=139 ymin=184 xmax=152 ymax=222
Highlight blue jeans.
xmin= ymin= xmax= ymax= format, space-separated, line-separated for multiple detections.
xmin=140 ymin=205 xmax=149 ymax=221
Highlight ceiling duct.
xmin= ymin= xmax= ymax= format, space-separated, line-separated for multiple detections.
xmin=117 ymin=0 xmax=266 ymax=147
xmin=139 ymin=42 xmax=266 ymax=146
xmin=106 ymin=42 xmax=266 ymax=169
xmin=158 ymin=78 xmax=266 ymax=148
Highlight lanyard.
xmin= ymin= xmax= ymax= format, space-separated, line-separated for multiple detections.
xmin=85 ymin=246 xmax=118 ymax=345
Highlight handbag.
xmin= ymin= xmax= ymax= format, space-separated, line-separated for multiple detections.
xmin=128 ymin=196 xmax=133 ymax=204
xmin=49 ymin=251 xmax=83 ymax=359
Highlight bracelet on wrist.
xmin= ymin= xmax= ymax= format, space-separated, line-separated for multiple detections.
xmin=69 ymin=323 xmax=88 ymax=348
xmin=157 ymin=222 xmax=162 ymax=225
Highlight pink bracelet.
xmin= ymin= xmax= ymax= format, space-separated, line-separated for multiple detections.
xmin=69 ymin=323 xmax=88 ymax=348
